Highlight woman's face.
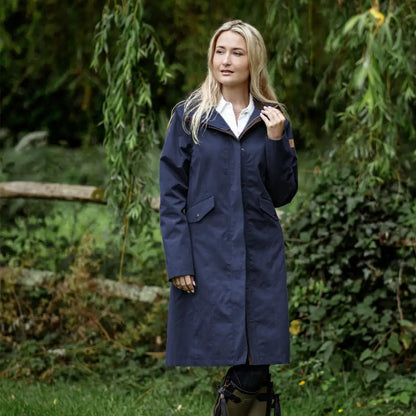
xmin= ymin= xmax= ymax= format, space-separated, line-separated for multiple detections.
xmin=212 ymin=30 xmax=250 ymax=91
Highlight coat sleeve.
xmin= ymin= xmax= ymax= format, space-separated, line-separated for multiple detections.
xmin=265 ymin=119 xmax=298 ymax=207
xmin=159 ymin=108 xmax=195 ymax=280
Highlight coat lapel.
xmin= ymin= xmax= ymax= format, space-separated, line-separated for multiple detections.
xmin=205 ymin=107 xmax=262 ymax=137
xmin=205 ymin=110 xmax=232 ymax=133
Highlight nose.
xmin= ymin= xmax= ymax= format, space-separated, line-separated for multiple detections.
xmin=222 ymin=52 xmax=231 ymax=65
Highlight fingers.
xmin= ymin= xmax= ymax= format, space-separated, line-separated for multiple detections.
xmin=181 ymin=275 xmax=195 ymax=293
xmin=172 ymin=275 xmax=195 ymax=294
xmin=260 ymin=106 xmax=285 ymax=140
xmin=260 ymin=106 xmax=285 ymax=124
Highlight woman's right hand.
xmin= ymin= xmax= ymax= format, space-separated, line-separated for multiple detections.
xmin=172 ymin=275 xmax=195 ymax=294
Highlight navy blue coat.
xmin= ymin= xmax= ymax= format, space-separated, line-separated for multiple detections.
xmin=159 ymin=100 xmax=298 ymax=366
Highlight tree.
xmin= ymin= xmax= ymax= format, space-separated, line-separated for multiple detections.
xmin=0 ymin=0 xmax=106 ymax=146
xmin=92 ymin=0 xmax=170 ymax=278
xmin=265 ymin=0 xmax=416 ymax=184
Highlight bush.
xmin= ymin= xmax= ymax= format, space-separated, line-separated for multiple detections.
xmin=0 ymin=232 xmax=168 ymax=380
xmin=0 ymin=144 xmax=168 ymax=380
xmin=285 ymin=164 xmax=416 ymax=383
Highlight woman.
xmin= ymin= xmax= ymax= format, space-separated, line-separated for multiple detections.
xmin=159 ymin=20 xmax=297 ymax=416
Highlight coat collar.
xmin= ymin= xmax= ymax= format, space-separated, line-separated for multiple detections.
xmin=205 ymin=98 xmax=265 ymax=134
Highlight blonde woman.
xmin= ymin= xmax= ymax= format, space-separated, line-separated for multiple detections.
xmin=159 ymin=20 xmax=297 ymax=416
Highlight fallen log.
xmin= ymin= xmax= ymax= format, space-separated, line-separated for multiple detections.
xmin=0 ymin=267 xmax=169 ymax=303
xmin=0 ymin=181 xmax=105 ymax=204
xmin=0 ymin=181 xmax=160 ymax=211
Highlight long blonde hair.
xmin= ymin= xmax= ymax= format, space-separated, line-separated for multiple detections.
xmin=182 ymin=20 xmax=284 ymax=143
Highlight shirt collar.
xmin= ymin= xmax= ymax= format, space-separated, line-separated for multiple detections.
xmin=245 ymin=94 xmax=255 ymax=115
xmin=216 ymin=94 xmax=254 ymax=116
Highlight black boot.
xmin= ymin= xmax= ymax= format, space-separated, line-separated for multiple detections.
xmin=211 ymin=365 xmax=281 ymax=416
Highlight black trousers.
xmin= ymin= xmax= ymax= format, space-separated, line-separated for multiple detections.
xmin=227 ymin=364 xmax=270 ymax=392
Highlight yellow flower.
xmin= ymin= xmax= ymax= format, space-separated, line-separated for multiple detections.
xmin=338 ymin=409 xmax=343 ymax=413
xmin=289 ymin=320 xmax=301 ymax=335
xmin=369 ymin=7 xmax=385 ymax=27
xmin=53 ymin=398 xmax=58 ymax=405
xmin=299 ymin=380 xmax=306 ymax=386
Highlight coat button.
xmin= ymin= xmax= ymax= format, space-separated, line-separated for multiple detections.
xmin=196 ymin=213 xmax=200 ymax=218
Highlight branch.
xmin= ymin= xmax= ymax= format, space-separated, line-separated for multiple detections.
xmin=396 ymin=266 xmax=404 ymax=321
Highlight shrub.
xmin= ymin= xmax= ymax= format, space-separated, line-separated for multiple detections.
xmin=285 ymin=164 xmax=416 ymax=383
xmin=0 ymin=229 xmax=168 ymax=380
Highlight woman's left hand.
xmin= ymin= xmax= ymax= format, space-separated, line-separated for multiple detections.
xmin=172 ymin=275 xmax=195 ymax=294
xmin=260 ymin=106 xmax=286 ymax=140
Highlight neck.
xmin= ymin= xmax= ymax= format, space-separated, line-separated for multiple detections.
xmin=222 ymin=86 xmax=250 ymax=109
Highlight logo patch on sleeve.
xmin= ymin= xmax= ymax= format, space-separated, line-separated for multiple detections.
xmin=289 ymin=139 xmax=295 ymax=148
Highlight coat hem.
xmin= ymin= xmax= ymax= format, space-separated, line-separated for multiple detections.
xmin=165 ymin=359 xmax=290 ymax=367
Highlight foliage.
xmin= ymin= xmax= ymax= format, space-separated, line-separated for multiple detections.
xmin=0 ymin=195 xmax=166 ymax=284
xmin=325 ymin=2 xmax=416 ymax=183
xmin=0 ymin=145 xmax=107 ymax=187
xmin=266 ymin=0 xmax=416 ymax=386
xmin=265 ymin=0 xmax=416 ymax=182
xmin=92 ymin=0 xmax=170 ymax=222
xmin=0 ymin=232 xmax=168 ymax=381
xmin=3 ymin=0 xmax=415 ymax=161
xmin=0 ymin=0 xmax=106 ymax=146
xmin=0 ymin=140 xmax=165 ymax=281
xmin=91 ymin=0 xmax=173 ymax=276
xmin=0 ymin=145 xmax=168 ymax=380
xmin=0 ymin=199 xmax=168 ymax=381
xmin=285 ymin=163 xmax=416 ymax=384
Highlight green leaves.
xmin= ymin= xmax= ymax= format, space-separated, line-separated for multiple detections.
xmin=1 ymin=0 xmax=105 ymax=145
xmin=92 ymin=0 xmax=171 ymax=277
xmin=333 ymin=4 xmax=416 ymax=183
xmin=285 ymin=163 xmax=416 ymax=379
xmin=272 ymin=4 xmax=416 ymax=380
xmin=266 ymin=1 xmax=416 ymax=185
xmin=93 ymin=0 xmax=170 ymax=212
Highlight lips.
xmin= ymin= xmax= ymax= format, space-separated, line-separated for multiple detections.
xmin=221 ymin=70 xmax=233 ymax=75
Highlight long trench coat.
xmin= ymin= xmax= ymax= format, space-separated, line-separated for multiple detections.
xmin=159 ymin=99 xmax=298 ymax=366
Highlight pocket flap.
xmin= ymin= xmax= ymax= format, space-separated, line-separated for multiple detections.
xmin=259 ymin=197 xmax=278 ymax=219
xmin=187 ymin=196 xmax=215 ymax=223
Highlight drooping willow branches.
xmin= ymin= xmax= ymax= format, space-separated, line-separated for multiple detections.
xmin=92 ymin=0 xmax=170 ymax=278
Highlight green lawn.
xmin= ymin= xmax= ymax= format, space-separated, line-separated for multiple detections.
xmin=0 ymin=369 xmax=413 ymax=416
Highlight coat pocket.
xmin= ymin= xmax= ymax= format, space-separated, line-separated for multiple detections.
xmin=259 ymin=197 xmax=279 ymax=220
xmin=186 ymin=195 xmax=215 ymax=223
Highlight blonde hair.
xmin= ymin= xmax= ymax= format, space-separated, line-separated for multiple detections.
xmin=182 ymin=20 xmax=285 ymax=143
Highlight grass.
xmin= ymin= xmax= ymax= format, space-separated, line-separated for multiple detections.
xmin=0 ymin=368 xmax=414 ymax=416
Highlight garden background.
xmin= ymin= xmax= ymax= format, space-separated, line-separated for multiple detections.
xmin=1 ymin=0 xmax=415 ymax=415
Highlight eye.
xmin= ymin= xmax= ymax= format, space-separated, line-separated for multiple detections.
xmin=233 ymin=51 xmax=243 ymax=56
xmin=215 ymin=49 xmax=224 ymax=54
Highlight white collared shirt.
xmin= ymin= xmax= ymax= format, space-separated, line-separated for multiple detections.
xmin=216 ymin=95 xmax=255 ymax=138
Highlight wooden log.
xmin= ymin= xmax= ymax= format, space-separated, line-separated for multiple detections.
xmin=0 ymin=181 xmax=160 ymax=211
xmin=89 ymin=277 xmax=168 ymax=303
xmin=0 ymin=267 xmax=169 ymax=303
xmin=0 ymin=181 xmax=105 ymax=204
